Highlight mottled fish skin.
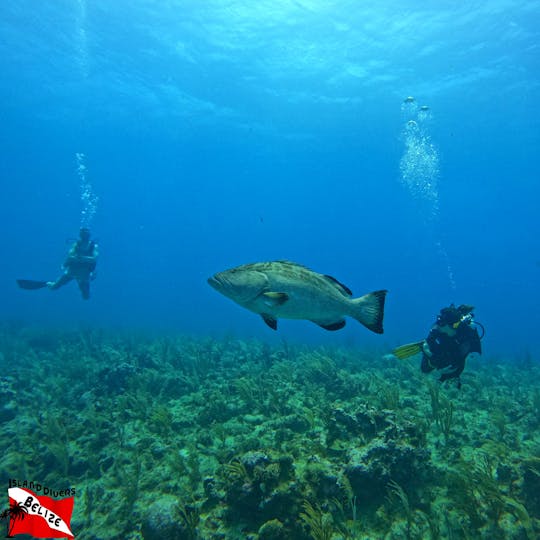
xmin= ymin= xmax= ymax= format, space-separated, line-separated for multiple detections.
xmin=208 ymin=260 xmax=387 ymax=333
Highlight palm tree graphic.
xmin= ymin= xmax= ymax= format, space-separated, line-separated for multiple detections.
xmin=0 ymin=501 xmax=28 ymax=538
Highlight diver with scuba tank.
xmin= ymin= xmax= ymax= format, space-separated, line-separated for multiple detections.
xmin=393 ymin=304 xmax=484 ymax=388
xmin=16 ymin=227 xmax=98 ymax=300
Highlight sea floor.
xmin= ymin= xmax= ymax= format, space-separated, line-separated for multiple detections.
xmin=0 ymin=323 xmax=538 ymax=539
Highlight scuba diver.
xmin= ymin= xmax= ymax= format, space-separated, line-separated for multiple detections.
xmin=17 ymin=227 xmax=98 ymax=300
xmin=47 ymin=227 xmax=98 ymax=299
xmin=393 ymin=304 xmax=484 ymax=388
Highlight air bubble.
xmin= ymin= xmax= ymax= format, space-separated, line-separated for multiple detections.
xmin=77 ymin=153 xmax=98 ymax=228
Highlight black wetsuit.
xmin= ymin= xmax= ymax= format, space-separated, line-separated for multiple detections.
xmin=50 ymin=240 xmax=97 ymax=299
xmin=421 ymin=322 xmax=482 ymax=382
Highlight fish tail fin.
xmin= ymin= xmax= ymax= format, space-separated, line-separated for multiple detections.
xmin=350 ymin=290 xmax=387 ymax=334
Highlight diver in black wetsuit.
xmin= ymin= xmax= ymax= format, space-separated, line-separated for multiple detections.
xmin=421 ymin=304 xmax=482 ymax=388
xmin=47 ymin=227 xmax=99 ymax=300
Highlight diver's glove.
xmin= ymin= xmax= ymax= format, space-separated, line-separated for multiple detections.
xmin=440 ymin=364 xmax=456 ymax=375
xmin=422 ymin=341 xmax=432 ymax=357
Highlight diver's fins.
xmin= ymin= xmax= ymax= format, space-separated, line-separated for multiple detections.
xmin=16 ymin=279 xmax=49 ymax=290
xmin=392 ymin=341 xmax=424 ymax=359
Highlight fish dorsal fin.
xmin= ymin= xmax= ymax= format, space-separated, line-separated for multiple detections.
xmin=274 ymin=260 xmax=310 ymax=270
xmin=323 ymin=274 xmax=353 ymax=296
xmin=262 ymin=292 xmax=289 ymax=307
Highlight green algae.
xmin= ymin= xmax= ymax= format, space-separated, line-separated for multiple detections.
xmin=0 ymin=323 xmax=538 ymax=539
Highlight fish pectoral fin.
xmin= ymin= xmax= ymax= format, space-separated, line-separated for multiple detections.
xmin=261 ymin=314 xmax=278 ymax=330
xmin=311 ymin=319 xmax=346 ymax=331
xmin=262 ymin=291 xmax=289 ymax=307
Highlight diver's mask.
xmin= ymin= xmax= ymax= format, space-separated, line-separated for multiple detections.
xmin=453 ymin=314 xmax=473 ymax=329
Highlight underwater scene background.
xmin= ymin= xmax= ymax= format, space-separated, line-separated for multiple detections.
xmin=0 ymin=1 xmax=539 ymax=538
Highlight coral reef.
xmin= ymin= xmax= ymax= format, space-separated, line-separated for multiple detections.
xmin=0 ymin=322 xmax=538 ymax=539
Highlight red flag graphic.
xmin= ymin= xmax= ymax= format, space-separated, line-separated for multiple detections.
xmin=7 ymin=487 xmax=74 ymax=539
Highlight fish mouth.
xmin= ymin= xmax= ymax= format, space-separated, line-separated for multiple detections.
xmin=207 ymin=275 xmax=222 ymax=290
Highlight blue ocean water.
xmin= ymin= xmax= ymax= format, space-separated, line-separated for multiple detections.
xmin=1 ymin=0 xmax=539 ymax=356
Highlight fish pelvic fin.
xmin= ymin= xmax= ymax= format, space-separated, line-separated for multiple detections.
xmin=261 ymin=314 xmax=278 ymax=330
xmin=350 ymin=289 xmax=387 ymax=334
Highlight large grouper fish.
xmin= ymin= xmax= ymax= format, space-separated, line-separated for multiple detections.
xmin=208 ymin=260 xmax=387 ymax=333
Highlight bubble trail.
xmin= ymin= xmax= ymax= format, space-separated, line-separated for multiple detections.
xmin=399 ymin=98 xmax=440 ymax=220
xmin=399 ymin=98 xmax=455 ymax=290
xmin=77 ymin=152 xmax=98 ymax=228
xmin=76 ymin=0 xmax=88 ymax=80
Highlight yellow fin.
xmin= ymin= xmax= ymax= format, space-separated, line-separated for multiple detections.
xmin=392 ymin=341 xmax=424 ymax=360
